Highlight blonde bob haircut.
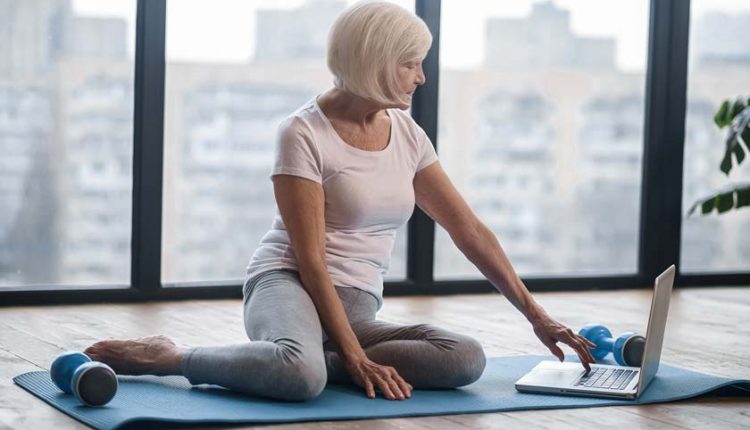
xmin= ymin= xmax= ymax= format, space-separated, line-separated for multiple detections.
xmin=327 ymin=1 xmax=432 ymax=107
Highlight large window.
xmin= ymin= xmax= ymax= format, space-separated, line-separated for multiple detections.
xmin=2 ymin=0 xmax=747 ymax=303
xmin=0 ymin=0 xmax=135 ymax=288
xmin=680 ymin=0 xmax=750 ymax=273
xmin=435 ymin=0 xmax=650 ymax=279
xmin=161 ymin=0 xmax=412 ymax=284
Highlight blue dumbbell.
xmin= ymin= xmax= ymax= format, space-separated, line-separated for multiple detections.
xmin=579 ymin=324 xmax=645 ymax=367
xmin=50 ymin=351 xmax=118 ymax=406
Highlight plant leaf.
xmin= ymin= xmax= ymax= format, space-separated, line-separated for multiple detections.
xmin=718 ymin=102 xmax=750 ymax=175
xmin=732 ymin=140 xmax=745 ymax=165
xmin=717 ymin=191 xmax=735 ymax=213
xmin=739 ymin=119 xmax=750 ymax=151
xmin=701 ymin=197 xmax=716 ymax=215
xmin=720 ymin=130 xmax=736 ymax=175
xmin=737 ymin=185 xmax=750 ymax=209
xmin=730 ymin=98 xmax=746 ymax=118
xmin=687 ymin=183 xmax=750 ymax=216
xmin=733 ymin=105 xmax=750 ymax=134
xmin=714 ymin=100 xmax=730 ymax=128
xmin=721 ymin=107 xmax=750 ymax=175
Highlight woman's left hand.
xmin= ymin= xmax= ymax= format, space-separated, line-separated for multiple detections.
xmin=530 ymin=313 xmax=598 ymax=372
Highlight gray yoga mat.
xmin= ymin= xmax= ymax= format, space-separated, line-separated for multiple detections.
xmin=14 ymin=355 xmax=750 ymax=430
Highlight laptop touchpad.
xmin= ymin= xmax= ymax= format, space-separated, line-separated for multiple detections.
xmin=523 ymin=362 xmax=583 ymax=386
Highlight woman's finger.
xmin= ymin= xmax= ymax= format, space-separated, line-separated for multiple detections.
xmin=578 ymin=336 xmax=597 ymax=363
xmin=567 ymin=335 xmax=590 ymax=358
xmin=564 ymin=332 xmax=593 ymax=360
xmin=545 ymin=339 xmax=565 ymax=361
xmin=386 ymin=376 xmax=405 ymax=399
xmin=581 ymin=336 xmax=597 ymax=349
xmin=377 ymin=366 xmax=410 ymax=400
xmin=388 ymin=368 xmax=411 ymax=397
xmin=581 ymin=338 xmax=597 ymax=363
xmin=394 ymin=373 xmax=412 ymax=398
xmin=578 ymin=342 xmax=595 ymax=365
xmin=364 ymin=377 xmax=376 ymax=399
xmin=568 ymin=335 xmax=594 ymax=362
xmin=373 ymin=374 xmax=397 ymax=400
xmin=559 ymin=333 xmax=591 ymax=367
xmin=571 ymin=339 xmax=594 ymax=370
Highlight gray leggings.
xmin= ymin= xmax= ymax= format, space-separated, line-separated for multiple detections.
xmin=180 ymin=269 xmax=486 ymax=401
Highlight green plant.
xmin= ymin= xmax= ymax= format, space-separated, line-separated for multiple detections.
xmin=688 ymin=96 xmax=750 ymax=216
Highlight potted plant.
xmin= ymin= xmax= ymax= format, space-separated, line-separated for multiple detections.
xmin=688 ymin=96 xmax=750 ymax=215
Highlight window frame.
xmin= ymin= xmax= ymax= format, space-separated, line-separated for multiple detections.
xmin=1 ymin=0 xmax=747 ymax=306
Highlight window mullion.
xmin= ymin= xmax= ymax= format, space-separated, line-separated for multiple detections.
xmin=131 ymin=0 xmax=167 ymax=294
xmin=408 ymin=0 xmax=441 ymax=288
xmin=639 ymin=0 xmax=690 ymax=282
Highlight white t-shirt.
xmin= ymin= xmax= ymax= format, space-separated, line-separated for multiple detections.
xmin=245 ymin=96 xmax=439 ymax=310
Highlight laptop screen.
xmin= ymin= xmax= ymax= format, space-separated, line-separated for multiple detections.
xmin=636 ymin=265 xmax=676 ymax=395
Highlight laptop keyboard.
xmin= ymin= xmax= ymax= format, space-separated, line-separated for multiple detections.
xmin=575 ymin=367 xmax=638 ymax=390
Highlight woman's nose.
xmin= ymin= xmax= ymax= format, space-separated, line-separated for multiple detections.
xmin=416 ymin=71 xmax=426 ymax=85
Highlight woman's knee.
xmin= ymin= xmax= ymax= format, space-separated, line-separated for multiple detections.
xmin=283 ymin=360 xmax=327 ymax=401
xmin=463 ymin=336 xmax=487 ymax=385
xmin=273 ymin=343 xmax=327 ymax=401
xmin=436 ymin=333 xmax=486 ymax=387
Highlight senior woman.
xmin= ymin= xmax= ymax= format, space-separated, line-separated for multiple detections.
xmin=85 ymin=1 xmax=596 ymax=402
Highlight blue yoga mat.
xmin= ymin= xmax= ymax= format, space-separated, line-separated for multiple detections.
xmin=14 ymin=355 xmax=750 ymax=430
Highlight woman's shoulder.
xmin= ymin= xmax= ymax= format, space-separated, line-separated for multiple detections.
xmin=388 ymin=108 xmax=427 ymax=142
xmin=387 ymin=107 xmax=412 ymax=123
xmin=278 ymin=97 xmax=323 ymax=136
xmin=279 ymin=101 xmax=313 ymax=128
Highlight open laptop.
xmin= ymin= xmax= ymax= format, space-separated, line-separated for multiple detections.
xmin=515 ymin=265 xmax=676 ymax=400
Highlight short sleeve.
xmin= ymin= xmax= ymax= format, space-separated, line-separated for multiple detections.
xmin=416 ymin=125 xmax=438 ymax=172
xmin=271 ymin=117 xmax=323 ymax=183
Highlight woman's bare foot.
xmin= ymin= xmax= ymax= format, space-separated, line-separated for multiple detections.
xmin=84 ymin=335 xmax=189 ymax=376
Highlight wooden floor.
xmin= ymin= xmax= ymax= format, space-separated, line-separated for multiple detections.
xmin=1 ymin=286 xmax=749 ymax=429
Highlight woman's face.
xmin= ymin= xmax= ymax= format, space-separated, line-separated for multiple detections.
xmin=395 ymin=59 xmax=426 ymax=108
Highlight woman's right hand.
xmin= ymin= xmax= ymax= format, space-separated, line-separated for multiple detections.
xmin=344 ymin=355 xmax=412 ymax=400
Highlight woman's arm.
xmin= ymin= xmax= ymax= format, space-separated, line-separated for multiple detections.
xmin=414 ymin=162 xmax=596 ymax=369
xmin=273 ymin=174 xmax=412 ymax=399
xmin=413 ymin=162 xmax=541 ymax=318
xmin=273 ymin=174 xmax=365 ymax=362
